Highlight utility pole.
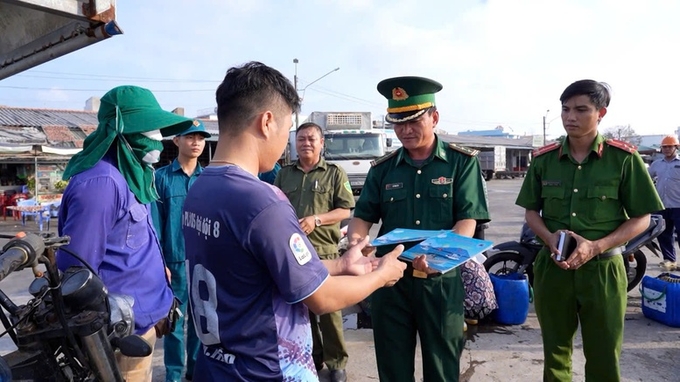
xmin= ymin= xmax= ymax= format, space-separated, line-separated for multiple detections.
xmin=542 ymin=109 xmax=549 ymax=145
xmin=293 ymin=58 xmax=299 ymax=129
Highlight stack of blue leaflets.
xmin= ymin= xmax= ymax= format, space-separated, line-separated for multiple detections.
xmin=371 ymin=228 xmax=494 ymax=274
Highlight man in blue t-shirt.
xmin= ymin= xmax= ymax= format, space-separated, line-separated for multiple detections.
xmin=182 ymin=61 xmax=406 ymax=381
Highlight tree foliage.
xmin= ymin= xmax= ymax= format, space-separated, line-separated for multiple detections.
xmin=602 ymin=125 xmax=642 ymax=146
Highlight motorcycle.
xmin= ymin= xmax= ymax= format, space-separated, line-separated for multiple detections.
xmin=0 ymin=232 xmax=152 ymax=381
xmin=483 ymin=214 xmax=665 ymax=292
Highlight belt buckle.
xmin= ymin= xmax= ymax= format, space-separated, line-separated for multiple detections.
xmin=412 ymin=269 xmax=428 ymax=279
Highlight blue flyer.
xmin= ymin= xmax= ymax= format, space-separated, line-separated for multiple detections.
xmin=374 ymin=229 xmax=494 ymax=274
xmin=370 ymin=228 xmax=446 ymax=246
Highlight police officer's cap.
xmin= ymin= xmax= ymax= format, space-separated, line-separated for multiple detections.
xmin=377 ymin=76 xmax=443 ymax=123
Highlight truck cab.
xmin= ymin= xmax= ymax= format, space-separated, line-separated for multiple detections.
xmin=324 ymin=130 xmax=387 ymax=193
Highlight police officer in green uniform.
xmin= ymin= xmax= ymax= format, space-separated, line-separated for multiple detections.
xmin=347 ymin=76 xmax=490 ymax=382
xmin=515 ymin=80 xmax=663 ymax=382
xmin=274 ymin=122 xmax=355 ymax=382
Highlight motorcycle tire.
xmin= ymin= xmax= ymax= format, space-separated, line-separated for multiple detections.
xmin=483 ymin=251 xmax=534 ymax=286
xmin=625 ymin=250 xmax=647 ymax=292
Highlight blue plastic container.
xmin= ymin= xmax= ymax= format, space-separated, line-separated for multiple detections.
xmin=490 ymin=273 xmax=531 ymax=325
xmin=640 ymin=273 xmax=680 ymax=328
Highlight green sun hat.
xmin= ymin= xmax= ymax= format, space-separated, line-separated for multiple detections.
xmin=377 ymin=76 xmax=443 ymax=123
xmin=63 ymin=85 xmax=194 ymax=182
xmin=97 ymin=85 xmax=194 ymax=137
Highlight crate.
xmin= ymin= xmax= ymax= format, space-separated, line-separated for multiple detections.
xmin=640 ymin=273 xmax=680 ymax=328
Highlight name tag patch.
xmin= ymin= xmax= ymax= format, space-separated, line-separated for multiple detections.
xmin=385 ymin=182 xmax=403 ymax=190
xmin=289 ymin=233 xmax=312 ymax=265
xmin=542 ymin=180 xmax=562 ymax=186
xmin=431 ymin=177 xmax=453 ymax=185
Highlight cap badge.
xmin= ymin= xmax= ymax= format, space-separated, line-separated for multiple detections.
xmin=193 ymin=120 xmax=200 ymax=126
xmin=392 ymin=87 xmax=409 ymax=101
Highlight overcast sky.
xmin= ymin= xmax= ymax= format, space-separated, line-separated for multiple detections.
xmin=1 ymin=0 xmax=678 ymax=138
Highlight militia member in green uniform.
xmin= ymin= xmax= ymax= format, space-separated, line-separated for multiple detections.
xmin=274 ymin=122 xmax=355 ymax=382
xmin=515 ymin=80 xmax=663 ymax=382
xmin=347 ymin=77 xmax=490 ymax=382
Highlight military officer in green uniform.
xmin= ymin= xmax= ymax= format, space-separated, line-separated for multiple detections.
xmin=515 ymin=80 xmax=663 ymax=382
xmin=347 ymin=76 xmax=490 ymax=382
xmin=274 ymin=121 xmax=355 ymax=382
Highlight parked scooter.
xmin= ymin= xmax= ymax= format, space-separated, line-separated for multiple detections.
xmin=484 ymin=214 xmax=665 ymax=292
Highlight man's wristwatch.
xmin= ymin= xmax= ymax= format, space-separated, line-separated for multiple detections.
xmin=314 ymin=216 xmax=322 ymax=227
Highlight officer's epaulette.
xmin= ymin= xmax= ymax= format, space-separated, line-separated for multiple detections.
xmin=532 ymin=142 xmax=561 ymax=157
xmin=370 ymin=150 xmax=399 ymax=167
xmin=448 ymin=143 xmax=479 ymax=156
xmin=605 ymin=139 xmax=637 ymax=154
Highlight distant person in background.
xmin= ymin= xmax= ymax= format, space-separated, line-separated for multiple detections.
xmin=648 ymin=135 xmax=680 ymax=271
xmin=258 ymin=162 xmax=281 ymax=184
xmin=152 ymin=120 xmax=211 ymax=382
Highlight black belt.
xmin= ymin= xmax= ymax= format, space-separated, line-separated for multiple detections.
xmin=404 ymin=263 xmax=441 ymax=279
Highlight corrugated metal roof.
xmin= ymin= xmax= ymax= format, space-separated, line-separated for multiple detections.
xmin=0 ymin=106 xmax=98 ymax=128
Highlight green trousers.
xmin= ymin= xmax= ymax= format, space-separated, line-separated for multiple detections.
xmin=533 ymin=249 xmax=627 ymax=382
xmin=310 ymin=309 xmax=348 ymax=370
xmin=311 ymin=251 xmax=348 ymax=370
xmin=164 ymin=261 xmax=200 ymax=382
xmin=372 ymin=269 xmax=465 ymax=382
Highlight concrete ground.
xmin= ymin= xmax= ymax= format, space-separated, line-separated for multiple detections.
xmin=0 ymin=178 xmax=679 ymax=381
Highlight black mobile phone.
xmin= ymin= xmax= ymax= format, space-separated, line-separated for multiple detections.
xmin=556 ymin=231 xmax=576 ymax=261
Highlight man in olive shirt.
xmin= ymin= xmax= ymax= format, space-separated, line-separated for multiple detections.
xmin=516 ymin=80 xmax=663 ymax=381
xmin=274 ymin=122 xmax=355 ymax=382
xmin=347 ymin=77 xmax=490 ymax=382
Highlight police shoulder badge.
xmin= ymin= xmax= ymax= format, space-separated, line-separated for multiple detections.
xmin=392 ymin=87 xmax=409 ymax=101
xmin=532 ymin=142 xmax=561 ymax=157
xmin=344 ymin=181 xmax=352 ymax=193
xmin=371 ymin=150 xmax=399 ymax=167
xmin=448 ymin=143 xmax=478 ymax=156
xmin=605 ymin=139 xmax=637 ymax=154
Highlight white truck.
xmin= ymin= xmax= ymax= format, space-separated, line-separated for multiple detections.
xmin=289 ymin=111 xmax=391 ymax=194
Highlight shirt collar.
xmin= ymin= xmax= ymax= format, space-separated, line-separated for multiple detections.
xmin=395 ymin=134 xmax=449 ymax=166
xmin=295 ymin=156 xmax=327 ymax=171
xmin=559 ymin=133 xmax=606 ymax=159
xmin=171 ymin=158 xmax=203 ymax=176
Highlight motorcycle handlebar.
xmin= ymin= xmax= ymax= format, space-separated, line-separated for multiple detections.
xmin=0 ymin=233 xmax=44 ymax=283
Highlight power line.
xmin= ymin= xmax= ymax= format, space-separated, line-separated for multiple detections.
xmin=0 ymin=85 xmax=214 ymax=93
xmin=14 ymin=74 xmax=219 ymax=83
xmin=21 ymin=70 xmax=219 ymax=83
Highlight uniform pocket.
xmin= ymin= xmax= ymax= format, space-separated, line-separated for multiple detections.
xmin=540 ymin=186 xmax=568 ymax=221
xmin=429 ymin=185 xmax=453 ymax=225
xmin=311 ymin=186 xmax=331 ymax=211
xmin=382 ymin=188 xmax=407 ymax=223
xmin=127 ymin=203 xmax=150 ymax=249
xmin=586 ymin=185 xmax=620 ymax=221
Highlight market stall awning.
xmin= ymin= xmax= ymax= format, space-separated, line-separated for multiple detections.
xmin=0 ymin=144 xmax=80 ymax=163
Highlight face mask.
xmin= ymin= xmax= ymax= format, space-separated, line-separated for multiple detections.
xmin=142 ymin=129 xmax=163 ymax=141
xmin=121 ymin=133 xmax=165 ymax=165
xmin=141 ymin=149 xmax=162 ymax=164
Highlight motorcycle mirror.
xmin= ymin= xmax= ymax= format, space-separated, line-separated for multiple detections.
xmin=113 ymin=335 xmax=153 ymax=358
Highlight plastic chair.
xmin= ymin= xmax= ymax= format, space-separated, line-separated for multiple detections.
xmin=17 ymin=199 xmax=50 ymax=231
